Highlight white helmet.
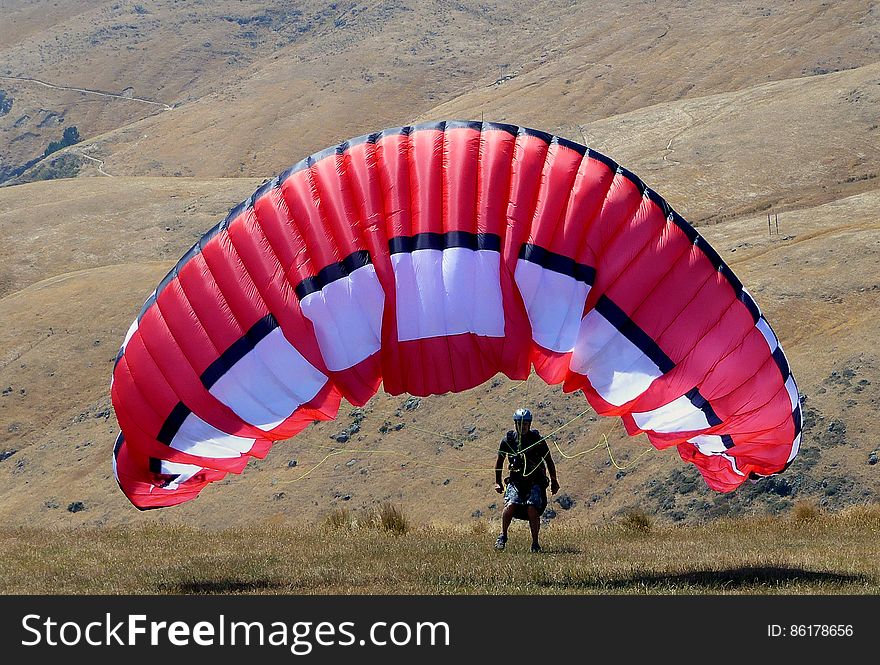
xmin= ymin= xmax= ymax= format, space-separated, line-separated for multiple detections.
xmin=513 ymin=408 xmax=532 ymax=440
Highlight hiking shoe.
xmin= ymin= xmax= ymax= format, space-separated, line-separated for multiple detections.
xmin=494 ymin=534 xmax=507 ymax=550
xmin=530 ymin=543 xmax=542 ymax=553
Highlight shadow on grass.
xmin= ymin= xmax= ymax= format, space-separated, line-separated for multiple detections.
xmin=541 ymin=566 xmax=870 ymax=590
xmin=161 ymin=579 xmax=288 ymax=594
xmin=543 ymin=545 xmax=582 ymax=555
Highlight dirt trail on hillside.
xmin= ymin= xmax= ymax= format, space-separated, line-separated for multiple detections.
xmin=0 ymin=75 xmax=174 ymax=111
xmin=728 ymin=220 xmax=880 ymax=268
xmin=76 ymin=148 xmax=113 ymax=177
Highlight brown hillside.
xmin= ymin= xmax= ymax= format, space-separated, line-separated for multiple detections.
xmin=3 ymin=1 xmax=877 ymax=182
xmin=0 ymin=0 xmax=877 ymax=530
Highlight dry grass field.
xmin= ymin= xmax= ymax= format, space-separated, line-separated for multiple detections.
xmin=0 ymin=0 xmax=878 ymax=595
xmin=1 ymin=505 xmax=878 ymax=594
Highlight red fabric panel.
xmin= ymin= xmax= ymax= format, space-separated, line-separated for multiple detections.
xmin=528 ymin=141 xmax=585 ymax=252
xmin=475 ymin=128 xmax=516 ymax=238
xmin=233 ymin=201 xmax=328 ymax=373
xmin=308 ymin=153 xmax=365 ymax=257
xmin=501 ymin=132 xmax=549 ymax=265
xmin=375 ymin=131 xmax=414 ymax=239
xmin=600 ymin=201 xmax=670 ymax=318
xmin=566 ymin=157 xmax=615 ymax=267
xmin=444 ymin=126 xmax=481 ymax=234
xmin=582 ymin=173 xmax=644 ymax=306
xmin=173 ymin=252 xmax=244 ymax=356
xmin=278 ymin=171 xmax=340 ymax=268
xmin=410 ymin=128 xmax=443 ymax=235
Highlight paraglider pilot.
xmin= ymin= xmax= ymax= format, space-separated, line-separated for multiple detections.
xmin=494 ymin=408 xmax=559 ymax=552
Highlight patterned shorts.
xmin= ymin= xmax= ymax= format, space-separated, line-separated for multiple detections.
xmin=503 ymin=480 xmax=547 ymax=515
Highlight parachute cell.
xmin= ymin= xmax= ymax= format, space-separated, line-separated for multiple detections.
xmin=110 ymin=121 xmax=801 ymax=509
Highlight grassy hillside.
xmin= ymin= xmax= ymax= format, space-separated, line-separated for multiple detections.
xmin=3 ymin=1 xmax=878 ymax=183
xmin=0 ymin=0 xmax=877 ymax=533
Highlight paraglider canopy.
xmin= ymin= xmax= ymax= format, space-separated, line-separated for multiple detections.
xmin=110 ymin=121 xmax=801 ymax=510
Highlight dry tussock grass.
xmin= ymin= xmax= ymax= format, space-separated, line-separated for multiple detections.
xmin=838 ymin=503 xmax=880 ymax=521
xmin=1 ymin=510 xmax=878 ymax=595
xmin=376 ymin=503 xmax=410 ymax=535
xmin=322 ymin=503 xmax=410 ymax=535
xmin=792 ymin=501 xmax=822 ymax=522
xmin=323 ymin=507 xmax=354 ymax=531
xmin=618 ymin=508 xmax=653 ymax=533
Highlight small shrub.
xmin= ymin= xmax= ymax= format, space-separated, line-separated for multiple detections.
xmin=323 ymin=507 xmax=353 ymax=530
xmin=376 ymin=502 xmax=409 ymax=535
xmin=43 ymin=126 xmax=81 ymax=157
xmin=619 ymin=508 xmax=652 ymax=533
xmin=792 ymin=500 xmax=821 ymax=522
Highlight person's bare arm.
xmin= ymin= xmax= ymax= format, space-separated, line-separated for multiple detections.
xmin=495 ymin=452 xmax=506 ymax=493
xmin=545 ymin=449 xmax=559 ymax=494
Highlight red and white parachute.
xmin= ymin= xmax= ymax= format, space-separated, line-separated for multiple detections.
xmin=111 ymin=121 xmax=801 ymax=509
